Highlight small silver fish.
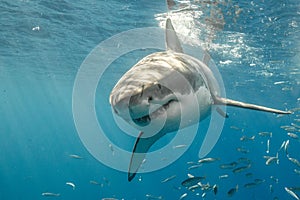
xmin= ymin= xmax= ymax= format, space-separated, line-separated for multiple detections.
xmin=254 ymin=179 xmax=265 ymax=184
xmin=285 ymin=187 xmax=300 ymax=200
xmin=291 ymin=123 xmax=300 ymax=129
xmin=263 ymin=156 xmax=272 ymax=160
xmin=199 ymin=182 xmax=212 ymax=190
xmin=186 ymin=161 xmax=196 ymax=165
xmin=232 ymin=164 xmax=251 ymax=173
xmin=161 ymin=175 xmax=176 ymax=183
xmin=287 ymin=132 xmax=299 ymax=139
xmin=32 ymin=26 xmax=40 ymax=31
xmin=188 ymin=184 xmax=200 ymax=191
xmin=173 ymin=144 xmax=187 ymax=149
xmin=145 ymin=194 xmax=163 ymax=200
xmin=69 ymin=154 xmax=83 ymax=159
xmin=188 ymin=164 xmax=202 ymax=170
xmin=187 ymin=173 xmax=194 ymax=178
xmin=265 ymin=153 xmax=279 ymax=165
xmin=219 ymin=162 xmax=238 ymax=169
xmin=244 ymin=182 xmax=257 ymax=188
xmin=102 ymin=198 xmax=119 ymax=200
xmin=179 ymin=193 xmax=187 ymax=200
xmin=281 ymin=125 xmax=297 ymax=132
xmin=288 ymin=157 xmax=300 ymax=168
xmin=266 ymin=139 xmax=270 ymax=154
xmin=270 ymin=184 xmax=274 ymax=193
xmin=213 ymin=184 xmax=218 ymax=195
xmin=108 ymin=144 xmax=115 ymax=155
xmin=236 ymin=147 xmax=249 ymax=154
xmin=219 ymin=174 xmax=229 ymax=179
xmin=284 ymin=140 xmax=290 ymax=156
xmin=240 ymin=135 xmax=255 ymax=141
xmin=227 ymin=185 xmax=238 ymax=197
xmin=278 ymin=140 xmax=286 ymax=152
xmin=66 ymin=182 xmax=75 ymax=190
xmin=230 ymin=126 xmax=241 ymax=131
xmin=89 ymin=180 xmax=101 ymax=185
xmin=198 ymin=157 xmax=220 ymax=164
xmin=237 ymin=157 xmax=251 ymax=164
xmin=42 ymin=192 xmax=60 ymax=197
xmin=258 ymin=132 xmax=272 ymax=137
xmin=294 ymin=169 xmax=300 ymax=175
xmin=274 ymin=81 xmax=286 ymax=85
xmin=281 ymin=125 xmax=293 ymax=129
xmin=181 ymin=177 xmax=206 ymax=187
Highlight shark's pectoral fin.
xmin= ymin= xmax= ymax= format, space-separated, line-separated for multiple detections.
xmin=215 ymin=97 xmax=291 ymax=114
xmin=128 ymin=131 xmax=164 ymax=181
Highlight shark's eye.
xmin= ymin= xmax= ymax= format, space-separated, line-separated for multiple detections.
xmin=148 ymin=96 xmax=153 ymax=101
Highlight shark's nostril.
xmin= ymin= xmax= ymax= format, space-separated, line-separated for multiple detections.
xmin=157 ymin=84 xmax=162 ymax=89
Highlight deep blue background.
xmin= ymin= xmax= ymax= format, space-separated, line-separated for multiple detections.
xmin=0 ymin=0 xmax=299 ymax=199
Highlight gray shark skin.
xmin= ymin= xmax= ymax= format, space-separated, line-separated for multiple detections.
xmin=109 ymin=18 xmax=291 ymax=182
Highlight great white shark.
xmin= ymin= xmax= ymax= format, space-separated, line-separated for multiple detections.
xmin=109 ymin=18 xmax=291 ymax=181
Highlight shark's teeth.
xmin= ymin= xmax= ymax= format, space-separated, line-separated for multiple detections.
xmin=132 ymin=99 xmax=177 ymax=126
xmin=132 ymin=115 xmax=151 ymax=126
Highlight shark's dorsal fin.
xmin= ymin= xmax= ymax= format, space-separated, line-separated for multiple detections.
xmin=165 ymin=18 xmax=183 ymax=53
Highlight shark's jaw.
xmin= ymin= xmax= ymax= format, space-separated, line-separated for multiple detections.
xmin=111 ymin=82 xmax=183 ymax=132
xmin=130 ymin=98 xmax=178 ymax=127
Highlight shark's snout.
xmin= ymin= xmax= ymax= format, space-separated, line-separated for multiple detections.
xmin=110 ymin=94 xmax=152 ymax=127
xmin=110 ymin=81 xmax=178 ymax=128
xmin=110 ymin=84 xmax=153 ymax=126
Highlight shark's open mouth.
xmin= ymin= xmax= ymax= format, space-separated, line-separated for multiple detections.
xmin=132 ymin=99 xmax=177 ymax=126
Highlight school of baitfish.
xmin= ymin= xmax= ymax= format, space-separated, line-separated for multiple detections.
xmin=159 ymin=108 xmax=300 ymax=200
xmin=39 ymin=108 xmax=299 ymax=199
xmin=170 ymin=108 xmax=300 ymax=200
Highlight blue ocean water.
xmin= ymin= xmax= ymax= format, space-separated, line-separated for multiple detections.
xmin=0 ymin=0 xmax=299 ymax=199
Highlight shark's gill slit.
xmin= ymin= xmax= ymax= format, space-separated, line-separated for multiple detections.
xmin=140 ymin=84 xmax=144 ymax=97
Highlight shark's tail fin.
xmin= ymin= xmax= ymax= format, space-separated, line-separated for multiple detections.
xmin=215 ymin=97 xmax=291 ymax=114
